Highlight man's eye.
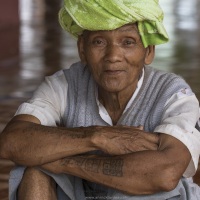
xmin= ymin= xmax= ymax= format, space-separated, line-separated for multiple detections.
xmin=123 ymin=40 xmax=136 ymax=46
xmin=92 ymin=39 xmax=106 ymax=46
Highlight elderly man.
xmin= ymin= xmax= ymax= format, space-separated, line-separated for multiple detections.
xmin=0 ymin=0 xmax=200 ymax=199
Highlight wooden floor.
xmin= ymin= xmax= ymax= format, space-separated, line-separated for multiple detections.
xmin=0 ymin=159 xmax=15 ymax=200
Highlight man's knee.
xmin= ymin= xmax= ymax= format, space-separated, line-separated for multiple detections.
xmin=23 ymin=167 xmax=52 ymax=182
xmin=18 ymin=167 xmax=57 ymax=200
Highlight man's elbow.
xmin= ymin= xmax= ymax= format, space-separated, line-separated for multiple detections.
xmin=0 ymin=131 xmax=11 ymax=160
xmin=126 ymin=167 xmax=181 ymax=194
xmin=159 ymin=166 xmax=181 ymax=192
xmin=0 ymin=123 xmax=18 ymax=160
xmin=119 ymin=167 xmax=181 ymax=196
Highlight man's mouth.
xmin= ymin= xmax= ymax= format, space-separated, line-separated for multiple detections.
xmin=104 ymin=70 xmax=124 ymax=76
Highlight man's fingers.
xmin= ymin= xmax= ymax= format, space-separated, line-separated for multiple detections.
xmin=141 ymin=140 xmax=159 ymax=151
xmin=115 ymin=126 xmax=159 ymax=144
xmin=141 ymin=132 xmax=159 ymax=144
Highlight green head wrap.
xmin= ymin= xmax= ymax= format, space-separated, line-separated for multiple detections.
xmin=59 ymin=0 xmax=169 ymax=48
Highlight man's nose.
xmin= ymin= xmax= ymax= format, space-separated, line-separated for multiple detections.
xmin=104 ymin=43 xmax=123 ymax=63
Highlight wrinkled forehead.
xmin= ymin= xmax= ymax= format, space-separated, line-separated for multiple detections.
xmin=82 ymin=23 xmax=139 ymax=38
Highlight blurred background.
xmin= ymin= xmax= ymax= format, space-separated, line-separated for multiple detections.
xmin=0 ymin=0 xmax=200 ymax=199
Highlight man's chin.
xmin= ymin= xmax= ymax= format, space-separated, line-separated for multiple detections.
xmin=101 ymin=85 xmax=124 ymax=94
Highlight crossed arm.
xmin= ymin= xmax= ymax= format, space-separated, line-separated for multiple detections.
xmin=0 ymin=114 xmax=191 ymax=195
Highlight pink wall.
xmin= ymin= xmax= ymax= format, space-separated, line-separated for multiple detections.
xmin=0 ymin=0 xmax=19 ymax=65
xmin=0 ymin=0 xmax=19 ymax=29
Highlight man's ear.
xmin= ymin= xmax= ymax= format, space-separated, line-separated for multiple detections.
xmin=77 ymin=35 xmax=87 ymax=65
xmin=144 ymin=45 xmax=155 ymax=65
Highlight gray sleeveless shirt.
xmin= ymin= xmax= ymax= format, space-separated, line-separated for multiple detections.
xmin=61 ymin=62 xmax=199 ymax=200
xmin=63 ymin=62 xmax=189 ymax=131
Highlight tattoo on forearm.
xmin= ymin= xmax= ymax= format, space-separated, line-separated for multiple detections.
xmin=23 ymin=125 xmax=92 ymax=139
xmin=67 ymin=127 xmax=93 ymax=139
xmin=102 ymin=159 xmax=123 ymax=177
xmin=84 ymin=159 xmax=101 ymax=173
xmin=69 ymin=132 xmax=89 ymax=139
xmin=61 ymin=157 xmax=85 ymax=167
xmin=61 ymin=157 xmax=123 ymax=177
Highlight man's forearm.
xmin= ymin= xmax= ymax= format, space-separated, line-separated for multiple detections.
xmin=0 ymin=116 xmax=159 ymax=167
xmin=41 ymin=134 xmax=191 ymax=195
xmin=0 ymin=119 xmax=97 ymax=166
xmin=41 ymin=152 xmax=174 ymax=195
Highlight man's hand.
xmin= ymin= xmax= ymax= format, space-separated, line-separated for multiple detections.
xmin=41 ymin=133 xmax=191 ymax=195
xmin=92 ymin=126 xmax=159 ymax=155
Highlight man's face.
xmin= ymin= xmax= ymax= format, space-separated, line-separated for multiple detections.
xmin=78 ymin=24 xmax=154 ymax=93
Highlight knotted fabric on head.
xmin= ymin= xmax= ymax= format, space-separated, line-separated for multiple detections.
xmin=59 ymin=0 xmax=169 ymax=48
